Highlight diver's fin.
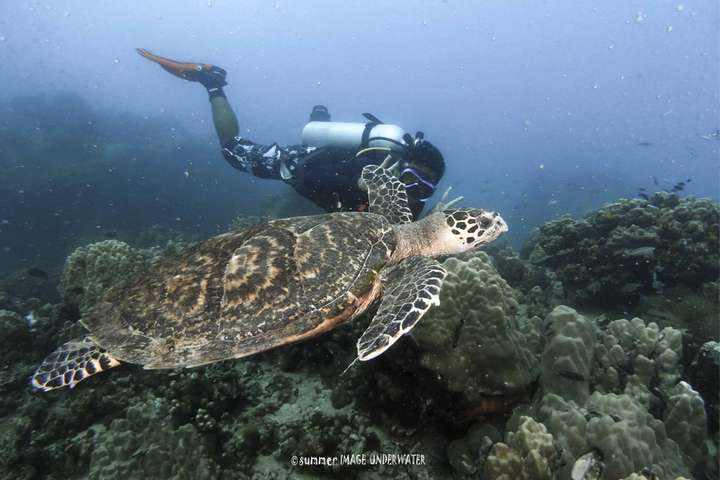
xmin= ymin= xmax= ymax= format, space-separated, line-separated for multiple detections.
xmin=136 ymin=48 xmax=227 ymax=87
xmin=31 ymin=337 xmax=121 ymax=392
xmin=136 ymin=48 xmax=211 ymax=78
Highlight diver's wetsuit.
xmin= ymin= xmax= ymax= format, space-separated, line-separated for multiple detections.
xmin=222 ymin=139 xmax=390 ymax=214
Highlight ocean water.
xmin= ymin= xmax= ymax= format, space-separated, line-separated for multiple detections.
xmin=0 ymin=1 xmax=718 ymax=479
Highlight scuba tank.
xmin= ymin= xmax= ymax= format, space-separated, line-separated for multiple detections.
xmin=302 ymin=113 xmax=409 ymax=153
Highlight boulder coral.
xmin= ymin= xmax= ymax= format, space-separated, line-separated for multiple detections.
xmin=412 ymin=252 xmax=540 ymax=403
xmin=89 ymin=395 xmax=217 ymax=479
xmin=483 ymin=416 xmax=558 ymax=480
xmin=475 ymin=307 xmax=706 ymax=480
xmin=59 ymin=240 xmax=150 ymax=312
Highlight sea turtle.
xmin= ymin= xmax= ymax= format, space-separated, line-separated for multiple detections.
xmin=31 ymin=165 xmax=507 ymax=391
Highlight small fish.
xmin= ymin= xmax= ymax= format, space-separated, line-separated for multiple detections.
xmin=103 ymin=231 xmax=118 ymax=238
xmin=636 ymin=141 xmax=653 ymax=146
xmin=556 ymin=369 xmax=586 ymax=382
xmin=26 ymin=267 xmax=48 ymax=278
xmin=700 ymin=129 xmax=720 ymax=141
xmin=671 ymin=182 xmax=686 ymax=192
xmin=686 ymin=178 xmax=692 ymax=182
xmin=638 ymin=187 xmax=646 ymax=191
xmin=547 ymin=200 xmax=559 ymax=206
xmin=638 ymin=193 xmax=649 ymax=200
xmin=652 ymin=176 xmax=659 ymax=186
xmin=25 ymin=311 xmax=37 ymax=327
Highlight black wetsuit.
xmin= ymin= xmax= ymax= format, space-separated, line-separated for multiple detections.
xmin=222 ymin=137 xmax=398 ymax=214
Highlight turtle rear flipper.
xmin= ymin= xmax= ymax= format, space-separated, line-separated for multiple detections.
xmin=360 ymin=164 xmax=414 ymax=225
xmin=31 ymin=337 xmax=121 ymax=392
xmin=357 ymin=256 xmax=446 ymax=360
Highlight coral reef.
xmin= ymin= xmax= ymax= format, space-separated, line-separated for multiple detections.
xmin=0 ymin=310 xmax=33 ymax=364
xmin=690 ymin=341 xmax=720 ymax=434
xmin=592 ymin=316 xmax=684 ymax=400
xmin=483 ymin=416 xmax=558 ymax=480
xmin=663 ymin=381 xmax=708 ymax=468
xmin=522 ymin=193 xmax=719 ymax=306
xmin=446 ymin=422 xmax=501 ymax=475
xmin=540 ymin=305 xmax=596 ymax=405
xmin=1 ymin=193 xmax=716 ymax=479
xmin=536 ymin=391 xmax=691 ymax=480
xmin=488 ymin=245 xmax=563 ymax=318
xmin=412 ymin=252 xmax=540 ymax=405
xmin=446 ymin=307 xmax=709 ymax=480
xmin=228 ymin=214 xmax=272 ymax=230
xmin=58 ymin=240 xmax=150 ymax=312
xmin=88 ymin=395 xmax=217 ymax=479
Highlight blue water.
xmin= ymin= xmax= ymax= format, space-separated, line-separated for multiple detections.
xmin=1 ymin=1 xmax=717 ymax=273
xmin=0 ymin=2 xmax=718 ymax=479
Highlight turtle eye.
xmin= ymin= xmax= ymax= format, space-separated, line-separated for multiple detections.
xmin=481 ymin=218 xmax=491 ymax=227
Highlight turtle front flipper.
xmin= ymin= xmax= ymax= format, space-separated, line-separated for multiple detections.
xmin=31 ymin=337 xmax=121 ymax=392
xmin=360 ymin=164 xmax=414 ymax=225
xmin=357 ymin=256 xmax=446 ymax=360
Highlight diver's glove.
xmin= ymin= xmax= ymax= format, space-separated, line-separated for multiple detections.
xmin=421 ymin=186 xmax=464 ymax=218
xmin=136 ymin=48 xmax=227 ymax=89
xmin=357 ymin=154 xmax=399 ymax=192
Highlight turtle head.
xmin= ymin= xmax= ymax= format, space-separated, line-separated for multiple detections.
xmin=390 ymin=208 xmax=508 ymax=262
xmin=439 ymin=208 xmax=508 ymax=254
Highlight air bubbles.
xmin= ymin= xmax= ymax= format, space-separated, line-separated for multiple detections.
xmin=667 ymin=25 xmax=674 ymax=33
xmin=634 ymin=12 xmax=646 ymax=23
xmin=676 ymin=4 xmax=684 ymax=12
xmin=113 ymin=59 xmax=119 ymax=64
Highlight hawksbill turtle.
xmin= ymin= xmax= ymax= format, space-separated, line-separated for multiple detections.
xmin=31 ymin=165 xmax=507 ymax=391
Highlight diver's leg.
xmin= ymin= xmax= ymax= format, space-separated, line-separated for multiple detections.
xmin=210 ymin=93 xmax=239 ymax=147
xmin=136 ymin=48 xmax=238 ymax=145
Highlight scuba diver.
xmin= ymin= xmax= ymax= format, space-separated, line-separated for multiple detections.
xmin=136 ymin=49 xmax=447 ymax=219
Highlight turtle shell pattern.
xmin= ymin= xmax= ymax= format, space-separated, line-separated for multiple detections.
xmin=81 ymin=212 xmax=396 ymax=369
